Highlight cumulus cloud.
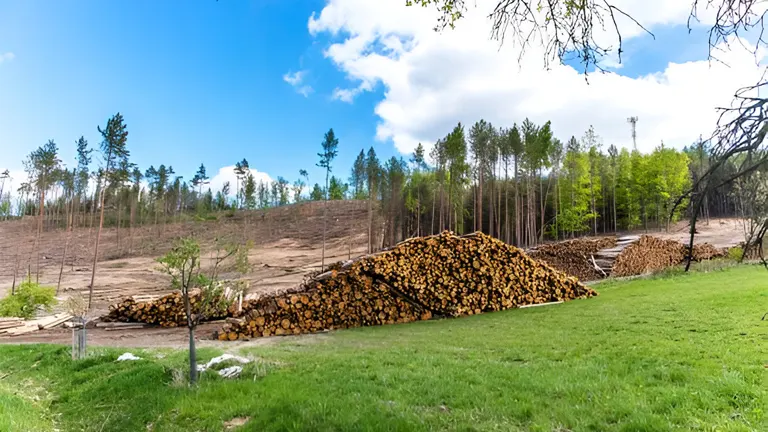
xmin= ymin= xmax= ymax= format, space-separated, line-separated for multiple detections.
xmin=308 ymin=0 xmax=766 ymax=154
xmin=0 ymin=52 xmax=14 ymax=63
xmin=283 ymin=70 xmax=314 ymax=97
xmin=208 ymin=165 xmax=273 ymax=198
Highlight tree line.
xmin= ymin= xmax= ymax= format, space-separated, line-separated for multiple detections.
xmin=0 ymin=114 xmax=755 ymax=260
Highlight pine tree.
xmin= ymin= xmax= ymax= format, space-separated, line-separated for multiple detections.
xmin=366 ymin=147 xmax=381 ymax=252
xmin=234 ymin=159 xmax=249 ymax=209
xmin=317 ymin=128 xmax=339 ymax=271
xmin=75 ymin=136 xmax=92 ymax=228
xmin=243 ymin=172 xmax=257 ymax=209
xmin=350 ymin=150 xmax=367 ymax=200
xmin=24 ymin=140 xmax=62 ymax=282
xmin=90 ymin=113 xmax=129 ymax=309
xmin=191 ymin=163 xmax=210 ymax=205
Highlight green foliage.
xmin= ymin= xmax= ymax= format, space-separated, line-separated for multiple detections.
xmin=0 ymin=266 xmax=766 ymax=431
xmin=243 ymin=173 xmax=257 ymax=209
xmin=157 ymin=238 xmax=251 ymax=324
xmin=0 ymin=281 xmax=57 ymax=319
xmin=328 ymin=176 xmax=348 ymax=200
xmin=728 ymin=246 xmax=744 ymax=261
xmin=310 ymin=183 xmax=324 ymax=201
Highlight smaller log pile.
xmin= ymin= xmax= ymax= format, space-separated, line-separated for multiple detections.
xmin=691 ymin=243 xmax=727 ymax=261
xmin=528 ymin=237 xmax=617 ymax=281
xmin=217 ymin=231 xmax=596 ymax=340
xmin=104 ymin=290 xmax=230 ymax=327
xmin=612 ymin=236 xmax=686 ymax=277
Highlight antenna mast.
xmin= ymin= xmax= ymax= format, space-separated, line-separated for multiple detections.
xmin=627 ymin=116 xmax=638 ymax=150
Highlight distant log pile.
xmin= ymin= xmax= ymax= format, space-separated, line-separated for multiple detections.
xmin=528 ymin=237 xmax=617 ymax=281
xmin=216 ymin=231 xmax=596 ymax=340
xmin=691 ymin=243 xmax=727 ymax=261
xmin=104 ymin=290 xmax=231 ymax=327
xmin=612 ymin=236 xmax=686 ymax=277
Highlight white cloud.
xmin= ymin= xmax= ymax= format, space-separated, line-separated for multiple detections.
xmin=283 ymin=70 xmax=314 ymax=97
xmin=332 ymin=87 xmax=362 ymax=103
xmin=308 ymin=0 xmax=767 ymax=154
xmin=208 ymin=165 xmax=273 ymax=198
xmin=283 ymin=70 xmax=306 ymax=86
xmin=0 ymin=52 xmax=14 ymax=63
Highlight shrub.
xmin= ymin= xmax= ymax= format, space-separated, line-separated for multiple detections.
xmin=0 ymin=281 xmax=58 ymax=319
xmin=728 ymin=246 xmax=744 ymax=262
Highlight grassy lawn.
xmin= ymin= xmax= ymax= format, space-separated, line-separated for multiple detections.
xmin=0 ymin=265 xmax=766 ymax=431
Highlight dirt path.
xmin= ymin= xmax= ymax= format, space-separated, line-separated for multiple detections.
xmin=634 ymin=218 xmax=744 ymax=249
xmin=0 ymin=323 xmax=326 ymax=349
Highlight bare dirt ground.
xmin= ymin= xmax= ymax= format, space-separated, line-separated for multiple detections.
xmin=4 ymin=322 xmax=329 ymax=349
xmin=631 ymin=217 xmax=744 ymax=249
xmin=0 ymin=201 xmax=372 ymax=347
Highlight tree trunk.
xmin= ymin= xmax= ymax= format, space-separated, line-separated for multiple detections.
xmin=89 ymin=156 xmax=111 ymax=310
xmin=612 ymin=172 xmax=617 ymax=233
xmin=57 ymin=194 xmax=75 ymax=294
xmin=439 ymin=181 xmax=444 ymax=232
xmin=431 ymin=186 xmax=436 ymax=236
xmin=184 ymin=292 xmax=198 ymax=385
xmin=514 ymin=158 xmax=520 ymax=246
xmin=497 ymin=161 xmax=502 ymax=238
xmin=35 ymin=179 xmax=45 ymax=284
xmin=504 ymin=160 xmax=510 ymax=243
xmin=322 ymin=171 xmax=329 ymax=271
xmin=555 ymin=170 xmax=561 ymax=240
xmin=368 ymin=182 xmax=373 ymax=253
xmin=129 ymin=195 xmax=136 ymax=254
xmin=117 ymin=201 xmax=122 ymax=253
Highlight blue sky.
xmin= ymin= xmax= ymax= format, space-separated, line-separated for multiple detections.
xmin=0 ymin=0 xmax=763 ymax=193
xmin=0 ymin=0 xmax=396 ymax=188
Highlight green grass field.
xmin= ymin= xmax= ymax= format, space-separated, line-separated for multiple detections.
xmin=1 ymin=265 xmax=766 ymax=431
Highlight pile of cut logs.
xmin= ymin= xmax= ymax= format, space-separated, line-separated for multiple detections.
xmin=528 ymin=237 xmax=617 ymax=281
xmin=0 ymin=314 xmax=73 ymax=337
xmin=612 ymin=235 xmax=687 ymax=277
xmin=691 ymin=243 xmax=727 ymax=261
xmin=216 ymin=231 xmax=596 ymax=340
xmin=103 ymin=290 xmax=232 ymax=327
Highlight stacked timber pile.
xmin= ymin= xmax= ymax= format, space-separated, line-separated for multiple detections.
xmin=528 ymin=237 xmax=617 ymax=281
xmin=104 ymin=291 xmax=230 ymax=327
xmin=216 ymin=231 xmax=596 ymax=340
xmin=691 ymin=243 xmax=727 ymax=261
xmin=612 ymin=236 xmax=686 ymax=277
xmin=0 ymin=314 xmax=73 ymax=337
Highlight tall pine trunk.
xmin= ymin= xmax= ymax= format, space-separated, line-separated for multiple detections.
xmin=504 ymin=159 xmax=510 ymax=243
xmin=514 ymin=157 xmax=520 ymax=246
xmin=58 ymin=194 xmax=75 ymax=294
xmin=89 ymin=153 xmax=112 ymax=309
xmin=35 ymin=180 xmax=45 ymax=284
xmin=321 ymin=171 xmax=328 ymax=271
xmin=477 ymin=168 xmax=483 ymax=233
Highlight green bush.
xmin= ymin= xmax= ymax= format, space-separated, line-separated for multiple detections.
xmin=0 ymin=281 xmax=57 ymax=319
xmin=728 ymin=246 xmax=744 ymax=261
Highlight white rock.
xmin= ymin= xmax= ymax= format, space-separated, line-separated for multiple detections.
xmin=218 ymin=366 xmax=243 ymax=379
xmin=116 ymin=353 xmax=142 ymax=361
xmin=197 ymin=353 xmax=251 ymax=372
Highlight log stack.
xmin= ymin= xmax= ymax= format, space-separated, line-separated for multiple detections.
xmin=612 ymin=235 xmax=687 ymax=277
xmin=216 ymin=231 xmax=596 ymax=340
xmin=104 ymin=290 xmax=230 ymax=327
xmin=528 ymin=237 xmax=618 ymax=281
xmin=691 ymin=243 xmax=727 ymax=261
